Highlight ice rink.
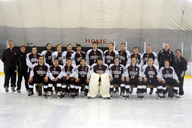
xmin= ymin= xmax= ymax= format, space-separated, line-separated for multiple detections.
xmin=0 ymin=76 xmax=192 ymax=128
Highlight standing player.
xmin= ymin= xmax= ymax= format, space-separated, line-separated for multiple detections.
xmin=88 ymin=57 xmax=111 ymax=99
xmin=28 ymin=56 xmax=49 ymax=97
xmin=159 ymin=60 xmax=180 ymax=98
xmin=130 ymin=46 xmax=142 ymax=94
xmin=103 ymin=42 xmax=119 ymax=66
xmin=62 ymin=44 xmax=75 ymax=65
xmin=75 ymin=58 xmax=90 ymax=97
xmin=141 ymin=45 xmax=158 ymax=94
xmin=52 ymin=44 xmax=63 ymax=65
xmin=109 ymin=57 xmax=125 ymax=97
xmin=48 ymin=58 xmax=63 ymax=98
xmin=62 ymin=58 xmax=76 ymax=98
xmin=86 ymin=41 xmax=103 ymax=66
xmin=124 ymin=57 xmax=143 ymax=99
xmin=26 ymin=46 xmax=41 ymax=94
xmin=141 ymin=45 xmax=158 ymax=66
xmin=142 ymin=58 xmax=164 ymax=99
xmin=131 ymin=46 xmax=142 ymax=66
xmin=118 ymin=43 xmax=131 ymax=66
xmin=41 ymin=43 xmax=53 ymax=66
xmin=117 ymin=43 xmax=131 ymax=93
xmin=71 ymin=44 xmax=86 ymax=66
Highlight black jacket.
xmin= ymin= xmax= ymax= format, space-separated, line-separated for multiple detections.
xmin=14 ymin=52 xmax=27 ymax=71
xmin=158 ymin=49 xmax=174 ymax=68
xmin=172 ymin=57 xmax=188 ymax=76
xmin=1 ymin=48 xmax=18 ymax=68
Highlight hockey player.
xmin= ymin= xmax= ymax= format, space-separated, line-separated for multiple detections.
xmin=75 ymin=58 xmax=90 ymax=97
xmin=52 ymin=44 xmax=63 ymax=65
xmin=131 ymin=46 xmax=142 ymax=66
xmin=124 ymin=57 xmax=143 ymax=99
xmin=62 ymin=44 xmax=75 ymax=65
xmin=142 ymin=57 xmax=164 ymax=99
xmin=141 ymin=45 xmax=158 ymax=66
xmin=118 ymin=43 xmax=131 ymax=66
xmin=71 ymin=44 xmax=86 ymax=66
xmin=159 ymin=59 xmax=180 ymax=98
xmin=86 ymin=41 xmax=103 ymax=66
xmin=26 ymin=46 xmax=41 ymax=94
xmin=26 ymin=46 xmax=41 ymax=75
xmin=41 ymin=43 xmax=53 ymax=66
xmin=141 ymin=45 xmax=159 ymax=94
xmin=28 ymin=56 xmax=49 ymax=97
xmin=103 ymin=42 xmax=119 ymax=66
xmin=62 ymin=58 xmax=76 ymax=98
xmin=88 ymin=57 xmax=111 ymax=99
xmin=109 ymin=57 xmax=125 ymax=97
xmin=48 ymin=58 xmax=63 ymax=98
xmin=129 ymin=46 xmax=142 ymax=94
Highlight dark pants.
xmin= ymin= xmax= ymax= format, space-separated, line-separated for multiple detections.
xmin=17 ymin=70 xmax=29 ymax=91
xmin=4 ymin=67 xmax=16 ymax=88
xmin=178 ymin=75 xmax=184 ymax=95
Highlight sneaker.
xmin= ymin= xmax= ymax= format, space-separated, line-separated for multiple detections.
xmin=5 ymin=86 xmax=9 ymax=93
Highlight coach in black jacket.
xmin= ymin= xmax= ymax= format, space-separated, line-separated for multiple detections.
xmin=158 ymin=44 xmax=174 ymax=68
xmin=172 ymin=49 xmax=187 ymax=97
xmin=1 ymin=40 xmax=18 ymax=92
xmin=14 ymin=45 xmax=29 ymax=93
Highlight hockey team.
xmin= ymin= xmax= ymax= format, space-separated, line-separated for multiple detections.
xmin=2 ymin=40 xmax=188 ymax=100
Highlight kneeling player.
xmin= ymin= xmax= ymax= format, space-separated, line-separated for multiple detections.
xmin=75 ymin=58 xmax=90 ymax=97
xmin=124 ymin=57 xmax=143 ymax=99
xmin=28 ymin=56 xmax=49 ymax=97
xmin=62 ymin=58 xmax=76 ymax=98
xmin=109 ymin=57 xmax=125 ymax=97
xmin=48 ymin=59 xmax=63 ymax=98
xmin=88 ymin=57 xmax=111 ymax=99
xmin=142 ymin=58 xmax=164 ymax=99
xmin=159 ymin=60 xmax=180 ymax=98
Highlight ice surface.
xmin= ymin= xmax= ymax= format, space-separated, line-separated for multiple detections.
xmin=0 ymin=76 xmax=192 ymax=128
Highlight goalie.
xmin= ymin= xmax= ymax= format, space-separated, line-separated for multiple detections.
xmin=87 ymin=57 xmax=111 ymax=99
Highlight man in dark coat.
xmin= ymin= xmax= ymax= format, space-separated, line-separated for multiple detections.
xmin=1 ymin=40 xmax=18 ymax=92
xmin=172 ymin=49 xmax=187 ymax=97
xmin=14 ymin=45 xmax=28 ymax=93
